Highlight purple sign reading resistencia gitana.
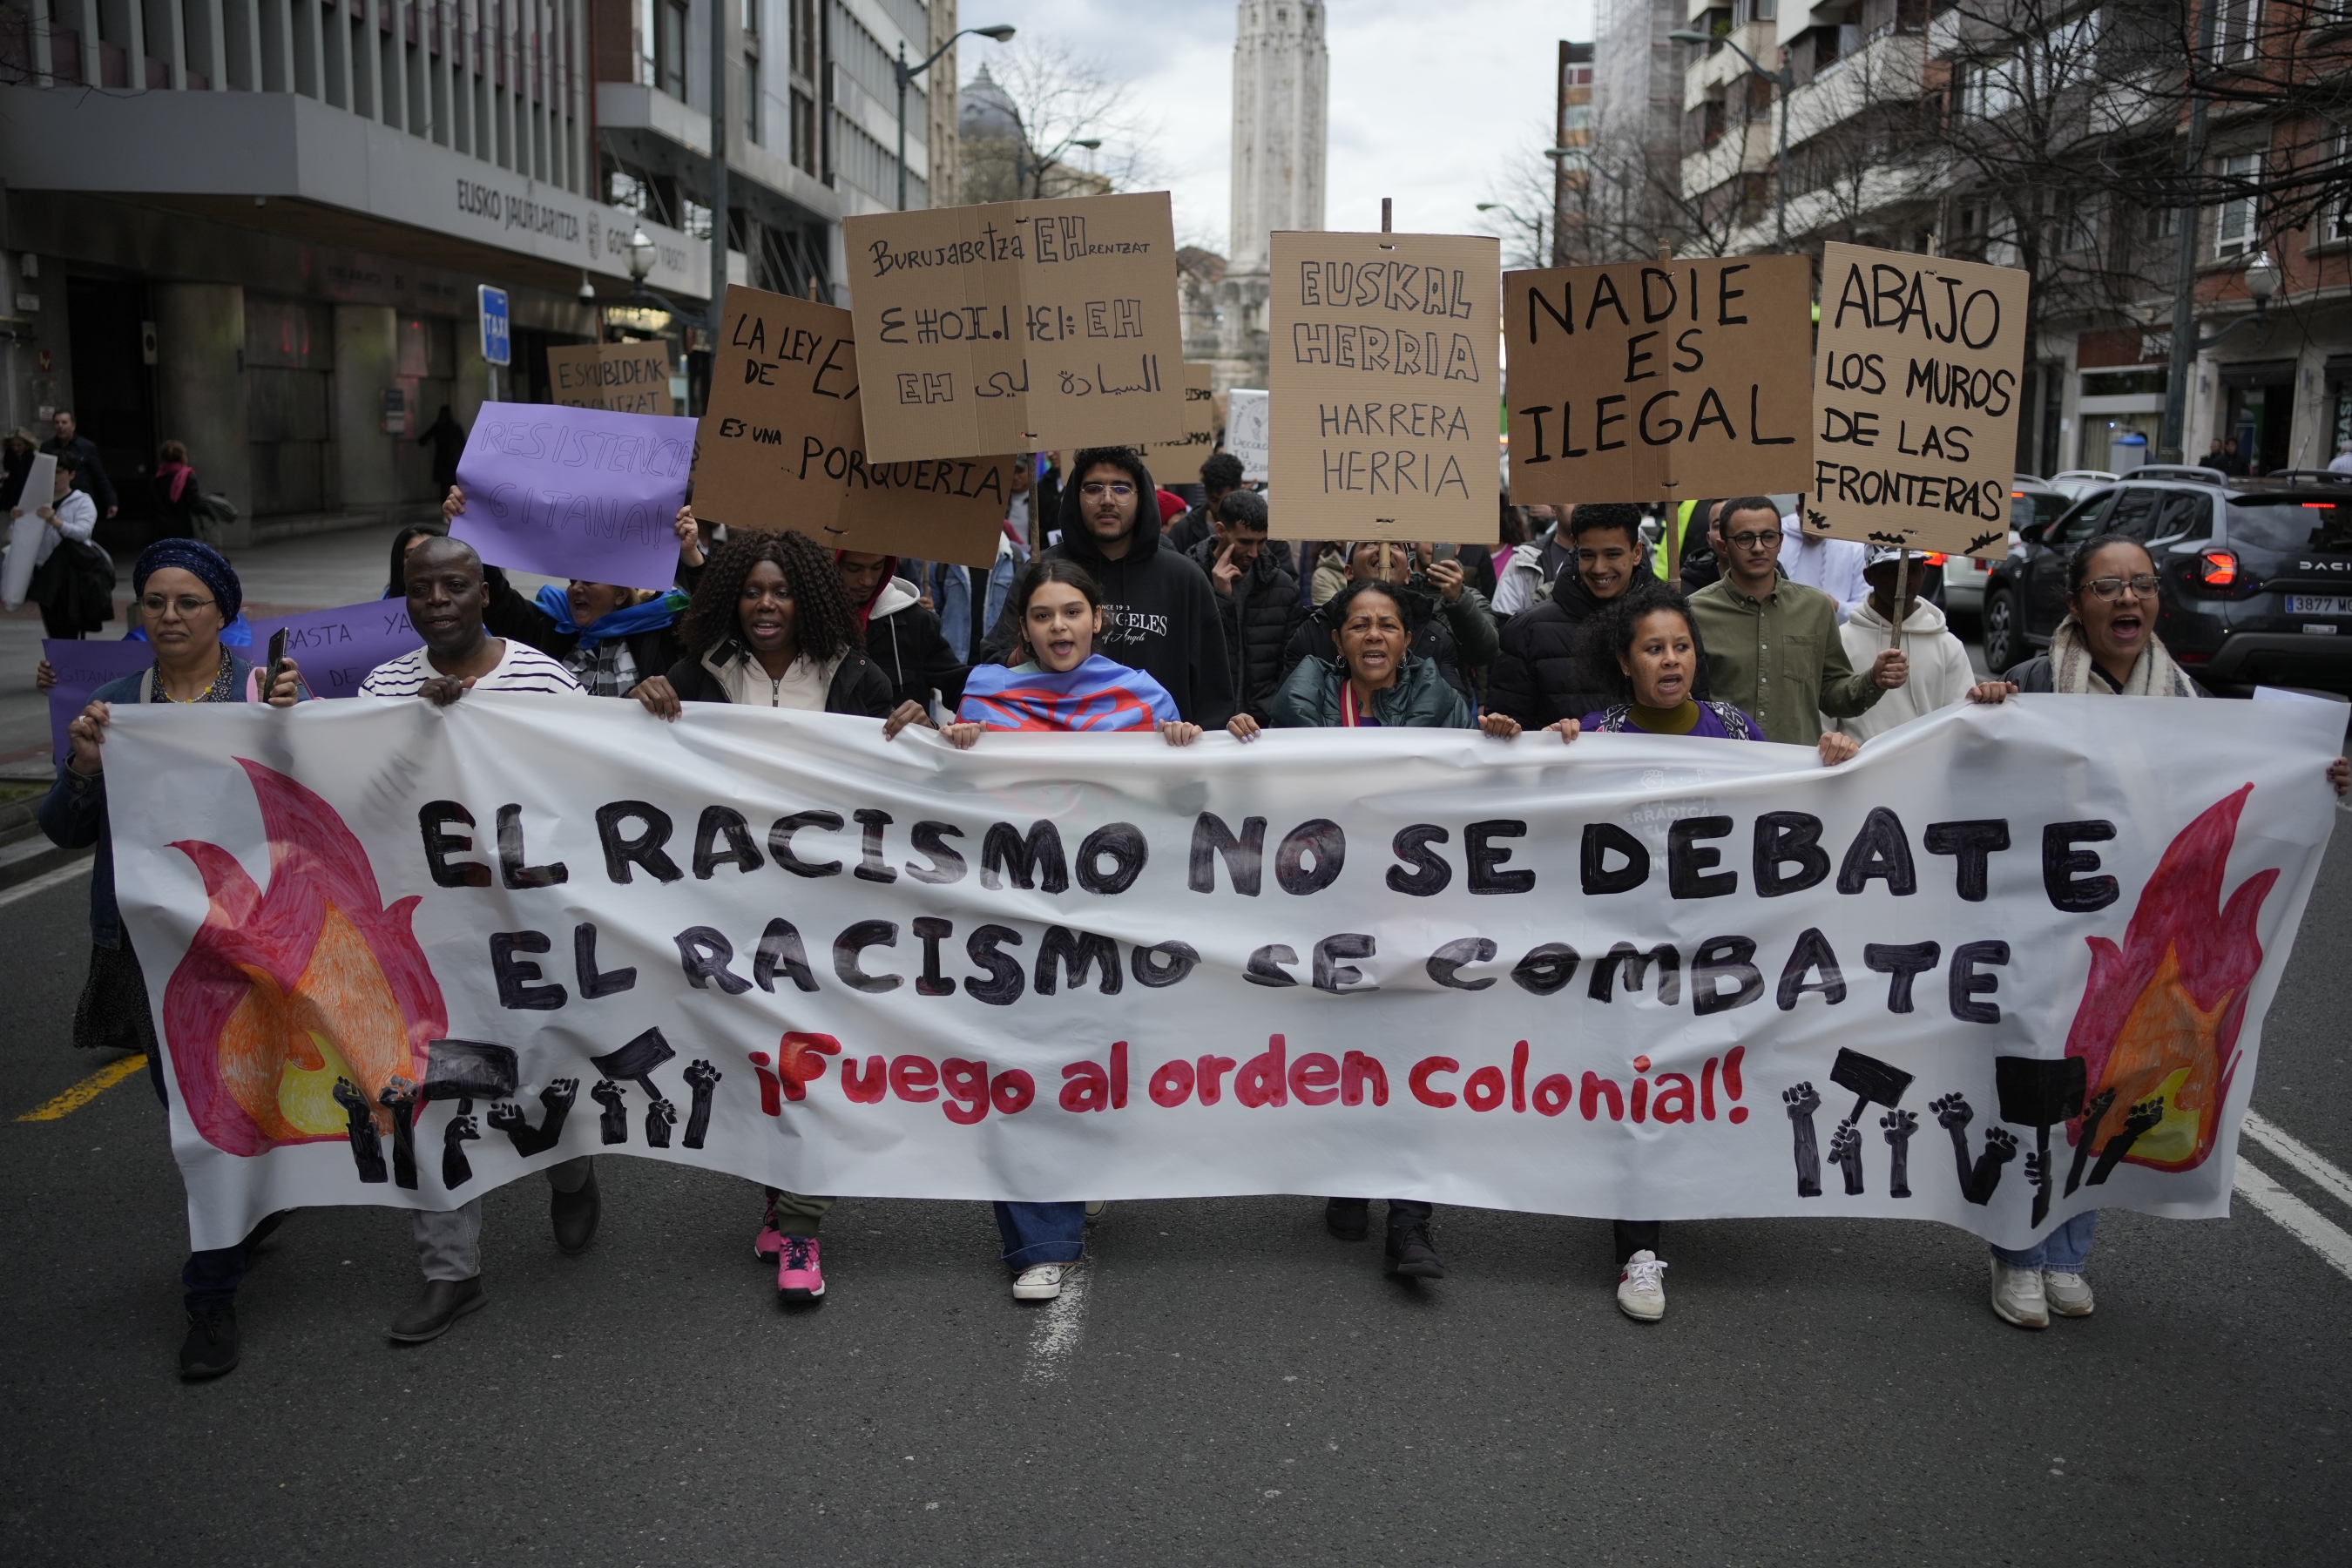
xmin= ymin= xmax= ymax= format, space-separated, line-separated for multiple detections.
xmin=450 ymin=402 xmax=697 ymax=591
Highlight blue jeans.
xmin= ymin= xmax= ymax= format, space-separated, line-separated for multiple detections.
xmin=1991 ymin=1210 xmax=2099 ymax=1272
xmin=994 ymin=1201 xmax=1085 ymax=1267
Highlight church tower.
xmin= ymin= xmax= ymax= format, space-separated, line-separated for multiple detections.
xmin=1201 ymin=0 xmax=1327 ymax=394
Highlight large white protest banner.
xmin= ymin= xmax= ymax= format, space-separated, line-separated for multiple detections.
xmin=104 ymin=699 xmax=2336 ymax=1253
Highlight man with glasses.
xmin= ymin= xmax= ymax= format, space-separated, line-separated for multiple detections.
xmin=1686 ymin=496 xmax=1905 ymax=745
xmin=984 ymin=444 xmax=1235 ymax=725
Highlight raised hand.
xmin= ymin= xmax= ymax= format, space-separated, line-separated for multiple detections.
xmin=1211 ymin=541 xmax=1241 ymax=596
xmin=334 ymin=1078 xmax=389 ymax=1183
xmin=1828 ymin=1121 xmax=1866 ymax=1195
xmin=2087 ymin=1095 xmax=2166 ymax=1186
xmin=683 ymin=1060 xmax=722 ymax=1150
xmin=591 ymin=1078 xmax=630 ymax=1146
xmin=1785 ymin=1082 xmax=1823 ymax=1199
xmin=1931 ymin=1092 xmax=1977 ymax=1198
xmin=379 ymin=1075 xmax=421 ymax=1190
xmin=1969 ymin=1125 xmax=2018 ymax=1204
xmin=1881 ymin=1108 xmax=1917 ymax=1199
xmin=441 ymin=1113 xmax=482 ymax=1188
xmin=644 ymin=1098 xmax=677 ymax=1149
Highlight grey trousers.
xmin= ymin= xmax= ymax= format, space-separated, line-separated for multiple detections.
xmin=413 ymin=1157 xmax=593 ymax=1281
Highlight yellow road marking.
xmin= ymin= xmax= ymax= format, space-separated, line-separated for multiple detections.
xmin=16 ymin=1053 xmax=147 ymax=1122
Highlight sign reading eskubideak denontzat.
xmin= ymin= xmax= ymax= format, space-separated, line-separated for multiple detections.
xmin=842 ymin=193 xmax=1187 ymax=463
xmin=693 ymin=286 xmax=1017 ymax=567
xmin=1805 ymin=243 xmax=2030 ymax=558
xmin=1268 ymin=231 xmax=1500 ymax=544
xmin=1505 ymin=257 xmax=1812 ymax=506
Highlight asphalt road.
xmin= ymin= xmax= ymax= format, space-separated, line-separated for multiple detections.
xmin=0 ymin=808 xmax=2348 ymax=1568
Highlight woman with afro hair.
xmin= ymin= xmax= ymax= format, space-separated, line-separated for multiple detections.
xmin=632 ymin=525 xmax=894 ymax=1308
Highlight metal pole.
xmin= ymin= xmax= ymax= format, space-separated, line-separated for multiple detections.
xmin=894 ymin=42 xmax=908 ymax=210
xmin=2159 ymin=3 xmax=2220 ymax=464
xmin=1774 ymin=64 xmax=1789 ymax=251
xmin=709 ymin=0 xmax=728 ymax=342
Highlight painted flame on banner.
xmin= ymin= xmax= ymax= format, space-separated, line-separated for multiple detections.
xmin=162 ymin=760 xmax=446 ymax=1155
xmin=2064 ymin=784 xmax=2274 ymax=1173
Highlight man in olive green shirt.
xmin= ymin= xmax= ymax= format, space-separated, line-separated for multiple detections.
xmin=1686 ymin=497 xmax=1907 ymax=744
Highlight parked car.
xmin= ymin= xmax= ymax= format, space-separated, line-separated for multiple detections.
xmin=1949 ymin=477 xmax=2070 ymax=618
xmin=1981 ymin=469 xmax=2352 ymax=692
xmin=2047 ymin=469 xmax=2122 ymax=500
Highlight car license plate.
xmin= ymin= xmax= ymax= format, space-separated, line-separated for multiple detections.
xmin=2287 ymin=596 xmax=2352 ymax=616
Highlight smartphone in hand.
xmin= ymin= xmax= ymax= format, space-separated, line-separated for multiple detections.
xmin=263 ymin=627 xmax=288 ymax=700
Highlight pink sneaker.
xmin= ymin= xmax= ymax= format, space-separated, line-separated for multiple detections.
xmin=777 ymin=1235 xmax=826 ymax=1301
xmin=754 ymin=1211 xmax=784 ymax=1261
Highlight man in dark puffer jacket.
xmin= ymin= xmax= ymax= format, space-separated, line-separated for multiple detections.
xmin=1487 ymin=503 xmax=1650 ymax=729
xmin=1187 ymin=490 xmax=1297 ymax=722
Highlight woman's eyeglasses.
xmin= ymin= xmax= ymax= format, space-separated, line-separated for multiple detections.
xmin=140 ymin=594 xmax=218 ymax=617
xmin=2083 ymin=574 xmax=2159 ymax=602
xmin=1078 ymin=482 xmax=1136 ymax=498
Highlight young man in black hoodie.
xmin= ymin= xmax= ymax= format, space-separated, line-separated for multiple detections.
xmin=983 ymin=445 xmax=1235 ymax=725
xmin=1487 ymin=502 xmax=1648 ymax=729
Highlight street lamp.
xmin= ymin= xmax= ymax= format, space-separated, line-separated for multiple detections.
xmin=1477 ymin=201 xmax=1546 ymax=267
xmin=622 ymin=226 xmax=696 ymax=321
xmin=1669 ymin=27 xmax=1794 ymax=250
xmin=897 ymin=24 xmax=1015 ymax=210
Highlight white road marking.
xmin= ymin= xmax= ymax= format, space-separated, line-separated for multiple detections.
xmin=0 ymin=857 xmax=91 ymax=912
xmin=2241 ymin=1111 xmax=2352 ymax=1214
xmin=2234 ymin=1161 xmax=2352 ymax=1283
xmin=1023 ymin=1257 xmax=1092 ymax=1383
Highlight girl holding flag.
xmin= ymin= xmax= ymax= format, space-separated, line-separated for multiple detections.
xmin=884 ymin=558 xmax=1202 ymax=1301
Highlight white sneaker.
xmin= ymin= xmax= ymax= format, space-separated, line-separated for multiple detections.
xmin=2043 ymin=1270 xmax=2095 ymax=1317
xmin=1084 ymin=1200 xmax=1105 ymax=1219
xmin=1616 ymin=1250 xmax=1667 ymax=1321
xmin=1012 ymin=1263 xmax=1065 ymax=1301
xmin=1990 ymin=1259 xmax=2050 ymax=1328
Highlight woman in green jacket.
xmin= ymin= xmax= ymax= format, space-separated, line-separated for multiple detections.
xmin=1231 ymin=576 xmax=1518 ymax=1281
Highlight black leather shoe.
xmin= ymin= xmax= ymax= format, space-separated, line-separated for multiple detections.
xmin=1325 ymin=1198 xmax=1369 ymax=1241
xmin=551 ymin=1168 xmax=601 ymax=1255
xmin=179 ymin=1307 xmax=240 ymax=1380
xmin=387 ymin=1277 xmax=487 ymax=1343
xmin=1385 ymin=1223 xmax=1447 ymax=1280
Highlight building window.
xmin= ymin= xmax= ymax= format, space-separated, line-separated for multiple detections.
xmin=658 ymin=0 xmax=690 ymax=102
xmin=1733 ymin=0 xmax=1774 ymax=24
xmin=2214 ymin=0 xmax=2259 ymax=61
xmin=744 ymin=0 xmax=762 ymax=145
xmin=790 ymin=0 xmax=817 ymax=76
xmin=2214 ymin=152 xmax=2259 ymax=257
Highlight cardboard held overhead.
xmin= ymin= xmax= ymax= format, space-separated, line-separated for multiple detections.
xmin=693 ymin=285 xmax=1017 ymax=567
xmin=1804 ymin=242 xmax=2031 ymax=558
xmin=1504 ymin=256 xmax=1812 ymax=506
xmin=1267 ymin=231 xmax=1500 ymax=544
xmin=547 ymin=341 xmax=677 ymax=414
xmin=842 ymin=192 xmax=1187 ymax=463
xmin=1147 ymin=362 xmax=1219 ymax=469
xmin=1226 ymin=389 xmax=1269 ymax=483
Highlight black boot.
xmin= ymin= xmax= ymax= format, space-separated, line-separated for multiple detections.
xmin=1324 ymin=1198 xmax=1369 ymax=1240
xmin=387 ymin=1277 xmax=487 ymax=1343
xmin=551 ymin=1166 xmax=601 ymax=1255
xmin=179 ymin=1306 xmax=240 ymax=1380
xmin=1385 ymin=1222 xmax=1446 ymax=1280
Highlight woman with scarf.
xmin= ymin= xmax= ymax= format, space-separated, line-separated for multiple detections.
xmin=836 ymin=549 xmax=969 ymax=713
xmin=883 ymin=558 xmax=1203 ymax=1303
xmin=37 ymin=539 xmax=309 ymax=1381
xmin=632 ymin=527 xmax=893 ymax=1308
xmin=437 ymin=485 xmax=704 ymax=695
xmin=148 ymin=440 xmax=203 ymax=541
xmin=1967 ymin=532 xmax=2348 ymax=1331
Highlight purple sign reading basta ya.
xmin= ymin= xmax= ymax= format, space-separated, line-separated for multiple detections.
xmin=450 ymin=402 xmax=696 ymax=591
xmin=248 ymin=600 xmax=422 ymax=699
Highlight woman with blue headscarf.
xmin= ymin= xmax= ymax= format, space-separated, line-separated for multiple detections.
xmin=37 ymin=539 xmax=308 ymax=1383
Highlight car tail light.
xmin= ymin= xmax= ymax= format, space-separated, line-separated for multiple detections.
xmin=2200 ymin=550 xmax=2239 ymax=586
xmin=1925 ymin=552 xmax=1947 ymax=566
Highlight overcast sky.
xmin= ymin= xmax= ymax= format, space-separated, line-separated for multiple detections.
xmin=956 ymin=0 xmax=1598 ymax=252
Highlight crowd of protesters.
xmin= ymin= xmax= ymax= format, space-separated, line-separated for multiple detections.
xmin=30 ymin=435 xmax=2349 ymax=1382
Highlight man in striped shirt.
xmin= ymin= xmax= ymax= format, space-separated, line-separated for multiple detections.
xmin=362 ymin=534 xmax=597 ymax=1345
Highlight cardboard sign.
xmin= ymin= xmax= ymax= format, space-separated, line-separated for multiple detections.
xmin=1805 ymin=243 xmax=2031 ymax=557
xmin=693 ymin=286 xmax=1019 ymax=567
xmin=842 ymin=193 xmax=1187 ymax=462
xmin=1505 ymin=256 xmax=1811 ymax=505
xmin=1146 ymin=362 xmax=1219 ymax=470
xmin=449 ymin=402 xmax=697 ymax=591
xmin=3 ymin=453 xmax=57 ymax=607
xmin=250 ymin=600 xmax=422 ymax=699
xmin=547 ymin=341 xmax=676 ymax=415
xmin=1226 ymin=389 xmax=1270 ymax=483
xmin=42 ymin=638 xmax=152 ymax=758
xmin=1267 ymin=232 xmax=1500 ymax=544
